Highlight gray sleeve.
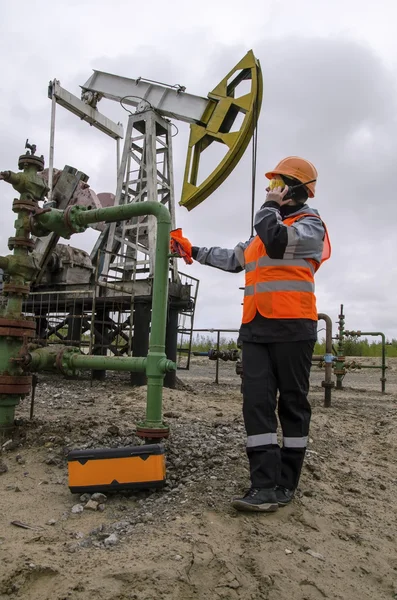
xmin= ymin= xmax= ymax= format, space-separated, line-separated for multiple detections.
xmin=285 ymin=217 xmax=325 ymax=262
xmin=195 ymin=240 xmax=251 ymax=273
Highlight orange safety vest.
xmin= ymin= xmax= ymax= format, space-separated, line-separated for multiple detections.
xmin=242 ymin=213 xmax=331 ymax=323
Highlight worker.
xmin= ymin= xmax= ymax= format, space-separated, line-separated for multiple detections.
xmin=171 ymin=156 xmax=331 ymax=512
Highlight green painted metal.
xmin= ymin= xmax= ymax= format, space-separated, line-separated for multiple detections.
xmin=334 ymin=304 xmax=346 ymax=390
xmin=69 ymin=354 xmax=148 ymax=373
xmin=180 ymin=50 xmax=263 ymax=211
xmin=0 ymin=153 xmax=48 ymax=438
xmin=29 ymin=347 xmax=58 ymax=371
xmin=1 ymin=146 xmax=175 ymax=438
xmin=344 ymin=330 xmax=387 ymax=393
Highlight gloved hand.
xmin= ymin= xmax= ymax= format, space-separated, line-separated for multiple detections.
xmin=265 ymin=178 xmax=292 ymax=206
xmin=170 ymin=228 xmax=193 ymax=265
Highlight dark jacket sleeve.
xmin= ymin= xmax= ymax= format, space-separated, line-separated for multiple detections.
xmin=254 ymin=202 xmax=325 ymax=261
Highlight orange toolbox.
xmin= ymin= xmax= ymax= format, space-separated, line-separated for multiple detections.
xmin=67 ymin=444 xmax=166 ymax=494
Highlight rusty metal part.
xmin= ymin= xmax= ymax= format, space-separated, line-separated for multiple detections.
xmin=8 ymin=237 xmax=35 ymax=251
xmin=0 ymin=318 xmax=36 ymax=339
xmin=63 ymin=205 xmax=80 ymax=234
xmin=12 ymin=198 xmax=38 ymax=212
xmin=0 ymin=318 xmax=36 ymax=330
xmin=0 ymin=327 xmax=35 ymax=337
xmin=136 ymin=426 xmax=170 ymax=439
xmin=18 ymin=143 xmax=45 ymax=172
xmin=55 ymin=346 xmax=81 ymax=376
xmin=2 ymin=283 xmax=31 ymax=296
xmin=0 ymin=374 xmax=32 ymax=395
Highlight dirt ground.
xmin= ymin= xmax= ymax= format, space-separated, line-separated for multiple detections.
xmin=0 ymin=356 xmax=396 ymax=600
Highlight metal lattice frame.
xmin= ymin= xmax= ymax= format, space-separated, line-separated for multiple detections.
xmin=91 ymin=109 xmax=178 ymax=283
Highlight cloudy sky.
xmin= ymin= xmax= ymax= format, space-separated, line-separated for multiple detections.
xmin=1 ymin=0 xmax=397 ymax=342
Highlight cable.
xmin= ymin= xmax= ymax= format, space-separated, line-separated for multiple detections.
xmin=250 ymin=99 xmax=259 ymax=238
xmin=170 ymin=122 xmax=179 ymax=137
xmin=119 ymin=95 xmax=154 ymax=115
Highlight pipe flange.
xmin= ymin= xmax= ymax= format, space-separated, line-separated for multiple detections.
xmin=321 ymin=381 xmax=335 ymax=389
xmin=136 ymin=426 xmax=170 ymax=440
xmin=2 ymin=283 xmax=31 ymax=297
xmin=55 ymin=347 xmax=81 ymax=377
xmin=8 ymin=237 xmax=35 ymax=251
xmin=64 ymin=205 xmax=86 ymax=234
xmin=0 ymin=318 xmax=36 ymax=330
xmin=12 ymin=198 xmax=38 ymax=213
xmin=0 ymin=374 xmax=32 ymax=395
xmin=18 ymin=154 xmax=44 ymax=172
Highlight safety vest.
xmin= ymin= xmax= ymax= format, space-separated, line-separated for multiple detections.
xmin=242 ymin=213 xmax=331 ymax=323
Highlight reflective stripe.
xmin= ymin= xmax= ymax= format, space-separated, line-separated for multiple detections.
xmin=244 ymin=285 xmax=255 ymax=296
xmin=247 ymin=433 xmax=278 ymax=447
xmin=257 ymin=257 xmax=315 ymax=274
xmin=285 ymin=226 xmax=298 ymax=259
xmin=234 ymin=244 xmax=246 ymax=268
xmin=245 ymin=261 xmax=256 ymax=273
xmin=256 ymin=280 xmax=314 ymax=293
xmin=283 ymin=436 xmax=308 ymax=448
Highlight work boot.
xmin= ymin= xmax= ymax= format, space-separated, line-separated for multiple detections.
xmin=231 ymin=487 xmax=278 ymax=513
xmin=275 ymin=486 xmax=295 ymax=506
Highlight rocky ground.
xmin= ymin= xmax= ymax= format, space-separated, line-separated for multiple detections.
xmin=0 ymin=356 xmax=396 ymax=600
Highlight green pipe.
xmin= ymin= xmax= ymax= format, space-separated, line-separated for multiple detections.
xmin=334 ymin=304 xmax=345 ymax=390
xmin=344 ymin=331 xmax=386 ymax=393
xmin=0 ymin=256 xmax=9 ymax=271
xmin=70 ymin=354 xmax=147 ymax=373
xmin=76 ymin=202 xmax=172 ymax=432
xmin=32 ymin=200 xmax=174 ymax=435
xmin=29 ymin=347 xmax=58 ymax=371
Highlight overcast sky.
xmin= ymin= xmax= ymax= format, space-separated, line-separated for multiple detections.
xmin=1 ymin=0 xmax=397 ymax=342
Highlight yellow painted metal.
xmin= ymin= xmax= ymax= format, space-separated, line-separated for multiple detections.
xmin=180 ymin=50 xmax=263 ymax=211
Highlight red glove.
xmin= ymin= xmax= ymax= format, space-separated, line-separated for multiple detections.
xmin=170 ymin=228 xmax=193 ymax=265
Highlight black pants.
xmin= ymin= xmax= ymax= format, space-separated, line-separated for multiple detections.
xmin=242 ymin=340 xmax=315 ymax=490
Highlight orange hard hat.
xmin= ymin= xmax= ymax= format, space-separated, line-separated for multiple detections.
xmin=265 ymin=156 xmax=318 ymax=198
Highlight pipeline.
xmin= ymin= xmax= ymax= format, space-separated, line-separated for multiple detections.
xmin=317 ymin=313 xmax=334 ymax=407
xmin=344 ymin=330 xmax=387 ymax=393
xmin=0 ymin=144 xmax=175 ymax=440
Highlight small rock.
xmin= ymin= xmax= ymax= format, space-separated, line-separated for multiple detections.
xmin=16 ymin=454 xmax=25 ymax=465
xmin=91 ymin=493 xmax=107 ymax=503
xmin=74 ymin=531 xmax=84 ymax=539
xmin=97 ymin=504 xmax=106 ymax=512
xmin=0 ymin=459 xmax=8 ymax=475
xmin=2 ymin=440 xmax=16 ymax=451
xmin=379 ymin=483 xmax=386 ymax=491
xmin=306 ymin=549 xmax=325 ymax=561
xmin=47 ymin=519 xmax=57 ymax=526
xmin=71 ymin=504 xmax=84 ymax=514
xmin=174 ymin=554 xmax=182 ymax=561
xmin=45 ymin=456 xmax=60 ymax=466
xmin=79 ymin=538 xmax=93 ymax=548
xmin=80 ymin=493 xmax=91 ymax=503
xmin=285 ymin=549 xmax=293 ymax=555
xmin=104 ymin=533 xmax=119 ymax=547
xmin=107 ymin=425 xmax=120 ymax=436
xmin=84 ymin=500 xmax=99 ymax=511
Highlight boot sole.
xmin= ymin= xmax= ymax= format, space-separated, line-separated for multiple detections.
xmin=231 ymin=500 xmax=279 ymax=513
xmin=276 ymin=495 xmax=295 ymax=507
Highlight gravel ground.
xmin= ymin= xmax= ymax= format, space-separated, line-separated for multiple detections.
xmin=0 ymin=356 xmax=396 ymax=600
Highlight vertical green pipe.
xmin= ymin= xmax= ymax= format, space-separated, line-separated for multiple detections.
xmin=350 ymin=332 xmax=387 ymax=393
xmin=74 ymin=201 xmax=172 ymax=432
xmin=317 ymin=313 xmax=334 ymax=407
xmin=335 ymin=304 xmax=345 ymax=390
